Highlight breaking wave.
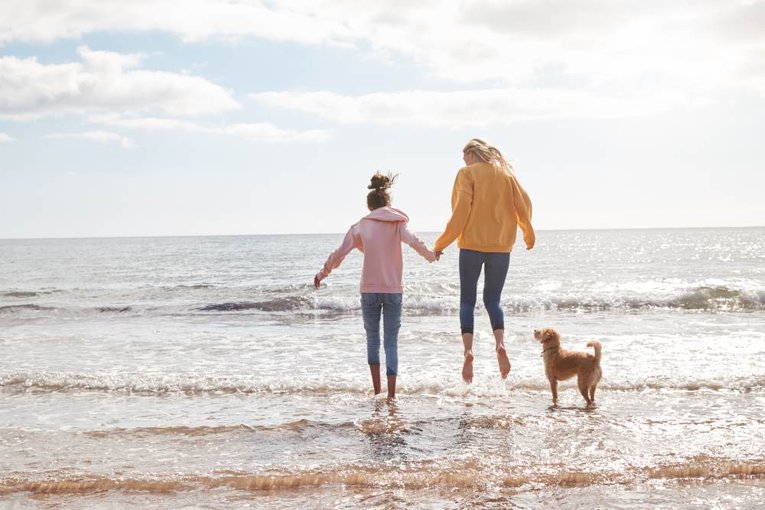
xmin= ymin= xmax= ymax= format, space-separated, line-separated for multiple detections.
xmin=197 ymin=296 xmax=313 ymax=313
xmin=2 ymin=459 xmax=764 ymax=496
xmin=0 ymin=304 xmax=55 ymax=314
xmin=1 ymin=289 xmax=63 ymax=298
xmin=2 ymin=285 xmax=761 ymax=319
xmin=195 ymin=285 xmax=765 ymax=315
xmin=3 ymin=372 xmax=764 ymax=396
xmin=82 ymin=420 xmax=329 ymax=438
xmin=1 ymin=291 xmax=39 ymax=298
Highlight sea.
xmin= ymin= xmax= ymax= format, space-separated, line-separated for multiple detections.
xmin=1 ymin=227 xmax=764 ymax=509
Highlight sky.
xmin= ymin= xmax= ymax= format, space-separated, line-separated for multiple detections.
xmin=1 ymin=0 xmax=764 ymax=239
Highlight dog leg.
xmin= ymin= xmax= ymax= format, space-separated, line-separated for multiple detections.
xmin=578 ymin=376 xmax=593 ymax=406
xmin=590 ymin=369 xmax=601 ymax=404
xmin=549 ymin=378 xmax=558 ymax=404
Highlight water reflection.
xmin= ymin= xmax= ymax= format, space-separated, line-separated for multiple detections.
xmin=359 ymin=399 xmax=408 ymax=461
xmin=456 ymin=406 xmax=478 ymax=449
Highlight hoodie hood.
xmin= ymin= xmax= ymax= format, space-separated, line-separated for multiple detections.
xmin=363 ymin=206 xmax=409 ymax=223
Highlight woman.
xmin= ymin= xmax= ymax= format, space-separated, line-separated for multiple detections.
xmin=434 ymin=138 xmax=535 ymax=383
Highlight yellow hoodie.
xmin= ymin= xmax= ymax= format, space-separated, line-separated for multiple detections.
xmin=434 ymin=162 xmax=535 ymax=253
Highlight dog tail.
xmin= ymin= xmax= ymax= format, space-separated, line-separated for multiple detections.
xmin=587 ymin=340 xmax=602 ymax=363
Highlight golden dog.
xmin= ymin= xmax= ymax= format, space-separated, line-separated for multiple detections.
xmin=534 ymin=328 xmax=602 ymax=406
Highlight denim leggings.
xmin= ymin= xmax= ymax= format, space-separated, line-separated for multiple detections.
xmin=459 ymin=249 xmax=511 ymax=335
xmin=361 ymin=293 xmax=402 ymax=376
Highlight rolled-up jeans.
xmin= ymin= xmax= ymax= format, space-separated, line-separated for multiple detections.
xmin=459 ymin=249 xmax=510 ymax=335
xmin=361 ymin=293 xmax=402 ymax=376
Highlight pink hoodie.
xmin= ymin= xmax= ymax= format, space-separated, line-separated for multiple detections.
xmin=316 ymin=207 xmax=436 ymax=293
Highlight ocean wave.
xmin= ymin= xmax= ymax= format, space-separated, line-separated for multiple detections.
xmin=503 ymin=285 xmax=765 ymax=312
xmin=0 ymin=303 xmax=133 ymax=316
xmin=97 ymin=306 xmax=132 ymax=313
xmin=1 ymin=291 xmax=40 ymax=298
xmin=0 ymin=372 xmax=369 ymax=396
xmin=1 ymin=289 xmax=63 ymax=298
xmin=2 ymin=285 xmax=760 ymax=319
xmin=3 ymin=372 xmax=764 ymax=396
xmin=76 ymin=418 xmax=446 ymax=439
xmin=197 ymin=296 xmax=312 ymax=313
xmin=195 ymin=285 xmax=765 ymax=315
xmin=2 ymin=459 xmax=763 ymax=496
xmin=0 ymin=304 xmax=55 ymax=314
xmin=672 ymin=285 xmax=765 ymax=311
xmin=83 ymin=420 xmax=327 ymax=438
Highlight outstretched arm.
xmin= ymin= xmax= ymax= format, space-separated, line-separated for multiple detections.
xmin=314 ymin=225 xmax=361 ymax=287
xmin=434 ymin=169 xmax=473 ymax=253
xmin=512 ymin=177 xmax=535 ymax=250
xmin=400 ymin=223 xmax=436 ymax=262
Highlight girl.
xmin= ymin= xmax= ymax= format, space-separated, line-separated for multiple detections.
xmin=314 ymin=173 xmax=436 ymax=401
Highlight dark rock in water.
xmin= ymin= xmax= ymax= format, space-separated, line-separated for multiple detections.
xmin=199 ymin=302 xmax=260 ymax=312
xmin=0 ymin=304 xmax=51 ymax=313
xmin=199 ymin=297 xmax=310 ymax=313
xmin=2 ymin=291 xmax=39 ymax=298
xmin=98 ymin=306 xmax=132 ymax=313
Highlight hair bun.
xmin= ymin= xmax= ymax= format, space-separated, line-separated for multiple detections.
xmin=368 ymin=172 xmax=395 ymax=192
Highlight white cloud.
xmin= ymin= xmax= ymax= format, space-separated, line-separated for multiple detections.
xmin=250 ymin=88 xmax=703 ymax=127
xmin=0 ymin=0 xmax=357 ymax=45
xmin=93 ymin=115 xmax=330 ymax=142
xmin=0 ymin=132 xmax=16 ymax=143
xmin=45 ymin=130 xmax=136 ymax=148
xmin=284 ymin=1 xmax=765 ymax=100
xmin=0 ymin=46 xmax=238 ymax=120
xmin=2 ymin=1 xmax=763 ymax=109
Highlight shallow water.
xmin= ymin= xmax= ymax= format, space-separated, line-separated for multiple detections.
xmin=1 ymin=228 xmax=764 ymax=508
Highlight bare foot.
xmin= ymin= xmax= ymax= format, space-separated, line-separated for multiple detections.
xmin=496 ymin=344 xmax=511 ymax=379
xmin=462 ymin=350 xmax=474 ymax=383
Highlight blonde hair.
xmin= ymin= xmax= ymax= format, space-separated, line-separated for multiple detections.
xmin=463 ymin=138 xmax=515 ymax=176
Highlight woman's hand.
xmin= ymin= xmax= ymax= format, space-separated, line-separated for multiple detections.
xmin=313 ymin=275 xmax=321 ymax=289
xmin=525 ymin=232 xmax=536 ymax=250
xmin=435 ymin=250 xmax=443 ymax=261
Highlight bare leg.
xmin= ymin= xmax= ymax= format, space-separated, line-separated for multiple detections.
xmin=369 ymin=364 xmax=381 ymax=395
xmin=493 ymin=329 xmax=511 ymax=379
xmin=387 ymin=375 xmax=396 ymax=402
xmin=462 ymin=333 xmax=474 ymax=383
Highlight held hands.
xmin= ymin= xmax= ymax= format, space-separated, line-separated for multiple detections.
xmin=434 ymin=250 xmax=443 ymax=261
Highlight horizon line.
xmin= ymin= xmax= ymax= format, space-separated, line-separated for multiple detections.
xmin=1 ymin=224 xmax=763 ymax=242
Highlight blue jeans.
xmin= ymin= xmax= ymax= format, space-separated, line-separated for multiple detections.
xmin=361 ymin=293 xmax=402 ymax=376
xmin=459 ymin=249 xmax=510 ymax=335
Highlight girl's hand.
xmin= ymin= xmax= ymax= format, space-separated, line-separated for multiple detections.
xmin=313 ymin=275 xmax=321 ymax=289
